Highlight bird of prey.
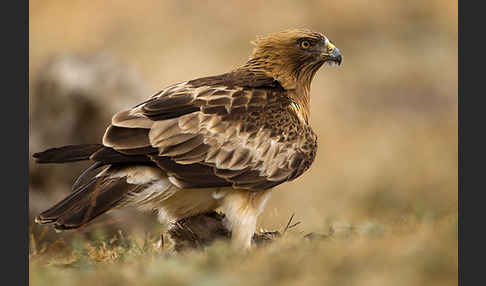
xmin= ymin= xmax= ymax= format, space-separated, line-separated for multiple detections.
xmin=33 ymin=29 xmax=342 ymax=250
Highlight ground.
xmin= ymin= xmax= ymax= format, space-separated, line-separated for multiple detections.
xmin=30 ymin=211 xmax=457 ymax=286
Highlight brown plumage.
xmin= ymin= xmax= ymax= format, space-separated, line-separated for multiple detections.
xmin=33 ymin=29 xmax=342 ymax=250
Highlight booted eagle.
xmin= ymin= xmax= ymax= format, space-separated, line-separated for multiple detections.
xmin=33 ymin=29 xmax=342 ymax=250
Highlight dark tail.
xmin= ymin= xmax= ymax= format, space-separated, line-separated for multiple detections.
xmin=32 ymin=144 xmax=104 ymax=164
xmin=35 ymin=168 xmax=135 ymax=230
xmin=33 ymin=144 xmax=153 ymax=230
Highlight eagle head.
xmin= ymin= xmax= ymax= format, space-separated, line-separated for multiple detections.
xmin=247 ymin=28 xmax=342 ymax=90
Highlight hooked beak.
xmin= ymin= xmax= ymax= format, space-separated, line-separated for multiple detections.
xmin=321 ymin=41 xmax=342 ymax=66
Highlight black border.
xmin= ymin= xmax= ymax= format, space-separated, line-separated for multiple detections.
xmin=459 ymin=1 xmax=482 ymax=285
xmin=4 ymin=0 xmax=28 ymax=285
xmin=12 ymin=1 xmax=465 ymax=285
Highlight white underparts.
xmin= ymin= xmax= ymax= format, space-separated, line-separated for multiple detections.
xmin=106 ymin=165 xmax=273 ymax=250
xmin=212 ymin=188 xmax=230 ymax=199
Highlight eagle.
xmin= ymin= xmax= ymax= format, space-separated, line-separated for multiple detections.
xmin=33 ymin=29 xmax=342 ymax=250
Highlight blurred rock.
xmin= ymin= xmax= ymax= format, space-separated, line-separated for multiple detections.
xmin=30 ymin=53 xmax=149 ymax=148
xmin=29 ymin=53 xmax=150 ymax=215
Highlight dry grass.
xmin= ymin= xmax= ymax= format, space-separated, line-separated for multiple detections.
xmin=29 ymin=0 xmax=457 ymax=285
xmin=30 ymin=213 xmax=457 ymax=286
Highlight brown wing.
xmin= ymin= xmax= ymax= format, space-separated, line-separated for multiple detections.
xmin=101 ymin=73 xmax=315 ymax=190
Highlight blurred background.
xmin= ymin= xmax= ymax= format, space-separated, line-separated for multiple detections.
xmin=29 ymin=0 xmax=457 ymax=285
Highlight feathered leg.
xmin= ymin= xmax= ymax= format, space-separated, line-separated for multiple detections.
xmin=220 ymin=189 xmax=272 ymax=250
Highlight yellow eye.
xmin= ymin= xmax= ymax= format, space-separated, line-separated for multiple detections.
xmin=301 ymin=40 xmax=310 ymax=49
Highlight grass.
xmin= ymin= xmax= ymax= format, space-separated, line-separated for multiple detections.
xmin=29 ymin=212 xmax=457 ymax=286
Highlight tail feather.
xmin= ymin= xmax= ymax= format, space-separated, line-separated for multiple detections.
xmin=35 ymin=171 xmax=140 ymax=230
xmin=33 ymin=143 xmax=168 ymax=231
xmin=33 ymin=144 xmax=104 ymax=163
xmin=71 ymin=162 xmax=104 ymax=191
xmin=35 ymin=177 xmax=99 ymax=225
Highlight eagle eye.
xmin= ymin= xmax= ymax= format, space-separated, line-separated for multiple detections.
xmin=300 ymin=40 xmax=311 ymax=49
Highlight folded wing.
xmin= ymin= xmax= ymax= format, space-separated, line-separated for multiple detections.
xmin=102 ymin=74 xmax=312 ymax=191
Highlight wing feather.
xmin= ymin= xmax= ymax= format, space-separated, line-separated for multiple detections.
xmin=103 ymin=126 xmax=151 ymax=150
xmin=99 ymin=73 xmax=316 ymax=190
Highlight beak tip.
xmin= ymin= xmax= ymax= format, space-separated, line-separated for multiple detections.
xmin=321 ymin=45 xmax=342 ymax=66
xmin=333 ymin=48 xmax=342 ymax=66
